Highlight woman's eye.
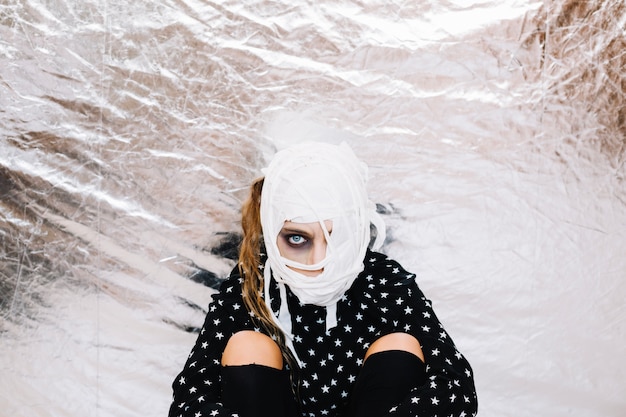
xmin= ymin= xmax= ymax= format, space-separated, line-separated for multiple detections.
xmin=287 ymin=235 xmax=307 ymax=246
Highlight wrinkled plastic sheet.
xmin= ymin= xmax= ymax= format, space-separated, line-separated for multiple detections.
xmin=1 ymin=1 xmax=625 ymax=416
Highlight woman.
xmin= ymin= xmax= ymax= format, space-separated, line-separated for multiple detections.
xmin=168 ymin=142 xmax=477 ymax=417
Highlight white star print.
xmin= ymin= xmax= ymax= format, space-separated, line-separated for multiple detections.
xmin=171 ymin=253 xmax=476 ymax=417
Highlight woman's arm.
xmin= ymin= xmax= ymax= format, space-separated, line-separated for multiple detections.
xmin=366 ymin=253 xmax=478 ymax=416
xmin=168 ymin=271 xmax=256 ymax=417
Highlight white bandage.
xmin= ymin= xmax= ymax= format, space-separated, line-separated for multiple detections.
xmin=260 ymin=142 xmax=385 ymax=332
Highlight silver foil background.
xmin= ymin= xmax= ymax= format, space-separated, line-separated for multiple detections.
xmin=1 ymin=1 xmax=625 ymax=416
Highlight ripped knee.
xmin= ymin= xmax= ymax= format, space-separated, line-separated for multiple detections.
xmin=365 ymin=332 xmax=424 ymax=363
xmin=221 ymin=330 xmax=283 ymax=369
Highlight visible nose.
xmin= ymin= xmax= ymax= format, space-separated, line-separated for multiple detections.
xmin=307 ymin=239 xmax=327 ymax=266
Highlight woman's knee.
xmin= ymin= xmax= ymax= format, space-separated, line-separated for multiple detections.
xmin=365 ymin=332 xmax=424 ymax=362
xmin=221 ymin=330 xmax=283 ymax=369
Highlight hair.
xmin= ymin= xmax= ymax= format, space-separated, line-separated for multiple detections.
xmin=238 ymin=177 xmax=298 ymax=371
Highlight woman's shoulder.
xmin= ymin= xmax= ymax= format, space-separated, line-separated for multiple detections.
xmin=213 ymin=265 xmax=246 ymax=300
xmin=345 ymin=250 xmax=418 ymax=302
xmin=361 ymin=250 xmax=417 ymax=287
xmin=203 ymin=266 xmax=253 ymax=323
xmin=344 ymin=251 xmax=423 ymax=317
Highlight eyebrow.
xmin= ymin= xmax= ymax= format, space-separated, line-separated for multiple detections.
xmin=280 ymin=227 xmax=312 ymax=236
xmin=280 ymin=223 xmax=333 ymax=235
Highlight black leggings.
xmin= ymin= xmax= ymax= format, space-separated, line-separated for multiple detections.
xmin=221 ymin=350 xmax=425 ymax=417
xmin=221 ymin=364 xmax=299 ymax=417
xmin=346 ymin=350 xmax=426 ymax=417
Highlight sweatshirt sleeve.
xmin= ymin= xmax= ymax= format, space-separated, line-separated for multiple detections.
xmin=168 ymin=270 xmax=256 ymax=417
xmin=364 ymin=253 xmax=478 ymax=417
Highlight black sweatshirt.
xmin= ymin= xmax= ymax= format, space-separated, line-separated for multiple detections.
xmin=169 ymin=251 xmax=478 ymax=417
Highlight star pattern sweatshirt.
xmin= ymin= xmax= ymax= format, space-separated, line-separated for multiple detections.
xmin=169 ymin=251 xmax=478 ymax=417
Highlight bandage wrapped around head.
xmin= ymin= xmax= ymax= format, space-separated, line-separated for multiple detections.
xmin=260 ymin=142 xmax=385 ymax=310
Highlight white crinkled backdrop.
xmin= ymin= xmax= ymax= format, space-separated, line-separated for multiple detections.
xmin=1 ymin=1 xmax=625 ymax=416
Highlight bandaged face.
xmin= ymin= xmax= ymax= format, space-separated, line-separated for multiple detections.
xmin=276 ymin=220 xmax=333 ymax=277
xmin=260 ymin=142 xmax=385 ymax=306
